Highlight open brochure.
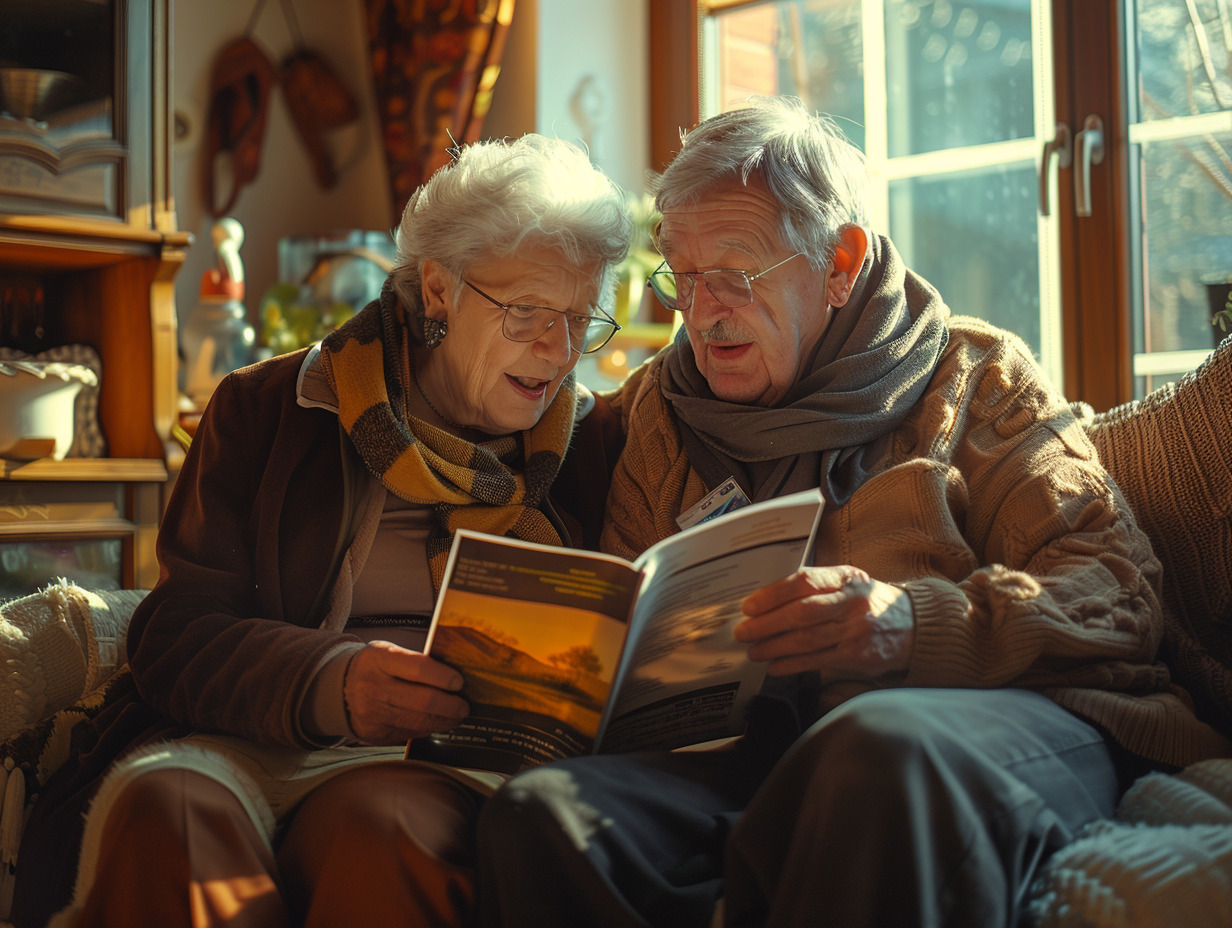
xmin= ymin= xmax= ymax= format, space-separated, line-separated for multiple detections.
xmin=405 ymin=487 xmax=824 ymax=775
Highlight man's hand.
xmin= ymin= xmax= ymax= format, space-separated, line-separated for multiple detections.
xmin=342 ymin=641 xmax=470 ymax=744
xmin=735 ymin=567 xmax=915 ymax=680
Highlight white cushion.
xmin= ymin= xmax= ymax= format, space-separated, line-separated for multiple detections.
xmin=0 ymin=580 xmax=146 ymax=740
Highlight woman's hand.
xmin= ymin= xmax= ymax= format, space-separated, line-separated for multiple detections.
xmin=735 ymin=567 xmax=915 ymax=680
xmin=342 ymin=640 xmax=470 ymax=744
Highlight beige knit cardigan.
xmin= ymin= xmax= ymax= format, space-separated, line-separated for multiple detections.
xmin=601 ymin=317 xmax=1232 ymax=769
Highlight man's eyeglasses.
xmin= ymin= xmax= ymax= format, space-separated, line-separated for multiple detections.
xmin=646 ymin=253 xmax=806 ymax=312
xmin=464 ymin=281 xmax=621 ymax=354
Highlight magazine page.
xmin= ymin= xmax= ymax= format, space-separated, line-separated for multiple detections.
xmin=407 ymin=532 xmax=640 ymax=775
xmin=595 ymin=488 xmax=825 ymax=754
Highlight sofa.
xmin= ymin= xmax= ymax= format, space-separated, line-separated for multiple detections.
xmin=2 ymin=335 xmax=1231 ymax=927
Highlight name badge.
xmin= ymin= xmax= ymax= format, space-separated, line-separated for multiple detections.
xmin=676 ymin=476 xmax=752 ymax=530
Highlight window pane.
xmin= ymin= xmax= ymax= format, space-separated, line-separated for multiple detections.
xmin=703 ymin=1 xmax=1057 ymax=382
xmin=889 ymin=163 xmax=1041 ymax=355
xmin=1125 ymin=0 xmax=1232 ymax=396
xmin=1134 ymin=0 xmax=1232 ymax=123
xmin=1135 ymin=131 xmax=1232 ymax=354
xmin=709 ymin=0 xmax=865 ymax=150
xmin=885 ymin=0 xmax=1035 ymax=156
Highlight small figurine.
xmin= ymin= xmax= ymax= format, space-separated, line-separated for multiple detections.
xmin=206 ymin=216 xmax=246 ymax=297
xmin=182 ymin=217 xmax=255 ymax=406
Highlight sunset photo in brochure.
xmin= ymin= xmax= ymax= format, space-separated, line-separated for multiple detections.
xmin=405 ymin=487 xmax=824 ymax=775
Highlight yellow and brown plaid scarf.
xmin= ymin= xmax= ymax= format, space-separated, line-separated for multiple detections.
xmin=318 ymin=282 xmax=577 ymax=589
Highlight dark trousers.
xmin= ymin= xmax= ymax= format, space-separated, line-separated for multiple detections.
xmin=477 ymin=688 xmax=1141 ymax=928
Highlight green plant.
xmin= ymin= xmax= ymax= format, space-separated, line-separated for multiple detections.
xmin=1213 ymin=277 xmax=1232 ymax=333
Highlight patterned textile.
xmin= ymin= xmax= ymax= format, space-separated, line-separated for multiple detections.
xmin=363 ymin=0 xmax=515 ymax=222
xmin=1 ymin=673 xmax=134 ymax=922
xmin=317 ymin=284 xmax=576 ymax=589
xmin=0 ymin=581 xmax=146 ymax=922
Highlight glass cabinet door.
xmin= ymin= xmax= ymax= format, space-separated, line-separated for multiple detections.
xmin=0 ymin=0 xmax=124 ymax=220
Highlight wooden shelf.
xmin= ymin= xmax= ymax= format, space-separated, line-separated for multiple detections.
xmin=0 ymin=456 xmax=167 ymax=482
xmin=0 ymin=221 xmax=191 ymax=270
xmin=0 ymin=519 xmax=137 ymax=538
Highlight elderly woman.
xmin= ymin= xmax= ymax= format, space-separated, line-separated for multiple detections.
xmin=12 ymin=135 xmax=631 ymax=928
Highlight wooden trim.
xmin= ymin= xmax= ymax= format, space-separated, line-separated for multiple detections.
xmin=0 ymin=522 xmax=134 ymax=536
xmin=650 ymin=0 xmax=700 ymax=174
xmin=700 ymin=0 xmax=770 ymax=12
xmin=1057 ymin=0 xmax=1132 ymax=411
xmin=1053 ymin=0 xmax=1080 ymax=402
xmin=0 ymin=215 xmax=191 ymax=246
xmin=1103 ymin=0 xmax=1134 ymax=409
xmin=0 ymin=457 xmax=168 ymax=481
xmin=152 ymin=0 xmax=178 ymax=232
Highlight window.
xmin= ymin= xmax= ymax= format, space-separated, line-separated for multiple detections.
xmin=654 ymin=0 xmax=1232 ymax=409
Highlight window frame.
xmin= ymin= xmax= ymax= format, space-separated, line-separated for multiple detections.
xmin=652 ymin=0 xmax=1136 ymax=410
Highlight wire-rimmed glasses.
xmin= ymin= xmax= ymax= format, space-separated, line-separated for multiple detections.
xmin=464 ymin=280 xmax=621 ymax=354
xmin=646 ymin=253 xmax=806 ymax=312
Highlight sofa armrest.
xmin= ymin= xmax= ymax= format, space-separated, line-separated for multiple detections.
xmin=0 ymin=581 xmax=147 ymax=741
xmin=0 ymin=582 xmax=146 ymax=920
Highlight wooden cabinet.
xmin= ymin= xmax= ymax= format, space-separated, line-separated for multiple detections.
xmin=0 ymin=0 xmax=188 ymax=596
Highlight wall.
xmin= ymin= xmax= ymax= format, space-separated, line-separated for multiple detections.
xmin=171 ymin=0 xmax=650 ymax=356
xmin=533 ymin=0 xmax=649 ymax=196
xmin=172 ymin=0 xmax=390 ymax=338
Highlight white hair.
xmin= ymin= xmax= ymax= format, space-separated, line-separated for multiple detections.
xmin=652 ymin=96 xmax=871 ymax=268
xmin=389 ymin=135 xmax=632 ymax=319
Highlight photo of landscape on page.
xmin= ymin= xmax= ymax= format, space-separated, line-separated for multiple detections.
xmin=405 ymin=488 xmax=824 ymax=775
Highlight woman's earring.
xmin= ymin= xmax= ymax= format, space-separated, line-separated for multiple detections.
xmin=423 ymin=317 xmax=448 ymax=349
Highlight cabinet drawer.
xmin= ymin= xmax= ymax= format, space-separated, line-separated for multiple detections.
xmin=0 ymin=459 xmax=165 ymax=594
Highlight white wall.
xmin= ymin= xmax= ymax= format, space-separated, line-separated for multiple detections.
xmin=480 ymin=0 xmax=650 ymax=195
xmin=534 ymin=0 xmax=649 ymax=196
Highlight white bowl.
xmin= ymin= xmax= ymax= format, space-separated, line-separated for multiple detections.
xmin=0 ymin=360 xmax=97 ymax=460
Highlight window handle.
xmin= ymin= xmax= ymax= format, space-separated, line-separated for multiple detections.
xmin=1039 ymin=122 xmax=1072 ymax=217
xmin=1074 ymin=115 xmax=1106 ymax=218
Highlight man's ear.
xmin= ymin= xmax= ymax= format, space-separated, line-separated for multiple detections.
xmin=825 ymin=225 xmax=869 ymax=308
xmin=420 ymin=259 xmax=451 ymax=320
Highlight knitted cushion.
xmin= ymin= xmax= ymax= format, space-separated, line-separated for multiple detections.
xmin=1026 ymin=760 xmax=1232 ymax=928
xmin=0 ymin=580 xmax=146 ymax=741
xmin=1080 ymin=334 xmax=1232 ymax=733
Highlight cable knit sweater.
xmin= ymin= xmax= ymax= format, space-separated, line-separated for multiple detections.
xmin=602 ymin=316 xmax=1231 ymax=769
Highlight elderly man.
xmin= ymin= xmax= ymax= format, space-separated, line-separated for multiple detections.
xmin=475 ymin=97 xmax=1230 ymax=928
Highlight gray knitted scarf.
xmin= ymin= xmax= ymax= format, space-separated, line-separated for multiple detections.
xmin=661 ymin=234 xmax=950 ymax=507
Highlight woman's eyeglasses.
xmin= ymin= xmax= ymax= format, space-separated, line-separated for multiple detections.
xmin=464 ymin=281 xmax=621 ymax=354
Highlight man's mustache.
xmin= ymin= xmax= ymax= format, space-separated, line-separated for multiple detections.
xmin=701 ymin=320 xmax=757 ymax=343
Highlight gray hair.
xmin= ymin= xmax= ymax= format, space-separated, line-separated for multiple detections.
xmin=389 ymin=134 xmax=632 ymax=329
xmin=652 ymin=96 xmax=870 ymax=269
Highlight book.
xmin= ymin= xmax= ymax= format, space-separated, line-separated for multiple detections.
xmin=405 ymin=487 xmax=824 ymax=775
